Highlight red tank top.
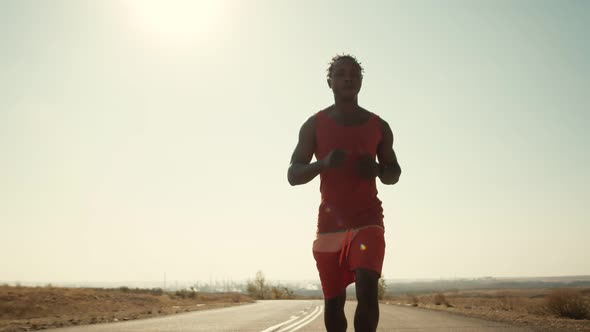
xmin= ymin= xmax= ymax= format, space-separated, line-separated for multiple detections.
xmin=314 ymin=109 xmax=384 ymax=233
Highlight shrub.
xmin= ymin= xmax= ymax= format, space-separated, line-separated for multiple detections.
xmin=378 ymin=277 xmax=387 ymax=300
xmin=545 ymin=289 xmax=588 ymax=320
xmin=175 ymin=289 xmax=197 ymax=299
xmin=434 ymin=293 xmax=450 ymax=306
xmin=150 ymin=288 xmax=164 ymax=296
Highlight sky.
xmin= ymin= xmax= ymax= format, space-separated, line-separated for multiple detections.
xmin=1 ymin=0 xmax=589 ymax=285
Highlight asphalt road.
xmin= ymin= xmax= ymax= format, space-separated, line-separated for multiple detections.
xmin=45 ymin=300 xmax=533 ymax=332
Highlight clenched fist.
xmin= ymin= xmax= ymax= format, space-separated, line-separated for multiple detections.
xmin=356 ymin=154 xmax=379 ymax=179
xmin=322 ymin=149 xmax=347 ymax=169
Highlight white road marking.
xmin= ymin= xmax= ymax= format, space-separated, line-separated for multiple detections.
xmin=277 ymin=305 xmax=323 ymax=332
xmin=284 ymin=305 xmax=323 ymax=332
xmin=259 ymin=304 xmax=324 ymax=332
xmin=259 ymin=314 xmax=303 ymax=332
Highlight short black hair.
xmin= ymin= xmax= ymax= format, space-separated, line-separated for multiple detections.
xmin=327 ymin=54 xmax=364 ymax=79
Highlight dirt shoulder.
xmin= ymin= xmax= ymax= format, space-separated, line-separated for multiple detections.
xmin=382 ymin=288 xmax=590 ymax=332
xmin=382 ymin=302 xmax=590 ymax=332
xmin=0 ymin=286 xmax=254 ymax=332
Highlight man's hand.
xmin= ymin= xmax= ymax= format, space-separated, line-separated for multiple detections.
xmin=356 ymin=154 xmax=379 ymax=179
xmin=322 ymin=149 xmax=347 ymax=169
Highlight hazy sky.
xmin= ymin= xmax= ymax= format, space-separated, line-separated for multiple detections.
xmin=1 ymin=0 xmax=588 ymax=285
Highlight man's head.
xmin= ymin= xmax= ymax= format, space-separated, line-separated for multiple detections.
xmin=326 ymin=54 xmax=364 ymax=101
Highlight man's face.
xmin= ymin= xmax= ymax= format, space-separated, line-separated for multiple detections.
xmin=328 ymin=59 xmax=363 ymax=101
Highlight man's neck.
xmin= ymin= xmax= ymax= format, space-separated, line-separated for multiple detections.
xmin=333 ymin=99 xmax=359 ymax=113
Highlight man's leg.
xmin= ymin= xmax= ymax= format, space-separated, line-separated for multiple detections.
xmin=324 ymin=290 xmax=347 ymax=332
xmin=354 ymin=268 xmax=380 ymax=332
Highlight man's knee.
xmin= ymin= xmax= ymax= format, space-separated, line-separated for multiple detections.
xmin=355 ymin=269 xmax=379 ymax=301
xmin=325 ymin=290 xmax=346 ymax=310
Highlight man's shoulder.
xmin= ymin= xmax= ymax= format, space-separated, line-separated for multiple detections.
xmin=358 ymin=106 xmax=377 ymax=116
xmin=360 ymin=108 xmax=391 ymax=134
xmin=359 ymin=107 xmax=385 ymax=123
xmin=300 ymin=112 xmax=319 ymax=133
xmin=317 ymin=105 xmax=333 ymax=116
xmin=305 ymin=106 xmax=332 ymax=125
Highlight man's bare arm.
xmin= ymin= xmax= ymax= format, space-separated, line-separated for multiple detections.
xmin=377 ymin=119 xmax=401 ymax=185
xmin=287 ymin=116 xmax=325 ymax=186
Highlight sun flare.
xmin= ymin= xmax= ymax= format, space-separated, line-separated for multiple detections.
xmin=125 ymin=0 xmax=228 ymax=46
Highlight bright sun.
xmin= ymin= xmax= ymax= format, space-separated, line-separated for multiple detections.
xmin=124 ymin=0 xmax=228 ymax=46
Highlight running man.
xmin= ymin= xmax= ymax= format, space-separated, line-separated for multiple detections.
xmin=287 ymin=54 xmax=401 ymax=332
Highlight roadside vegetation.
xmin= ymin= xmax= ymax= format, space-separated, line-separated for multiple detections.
xmin=381 ymin=287 xmax=590 ymax=331
xmin=0 ymin=284 xmax=252 ymax=332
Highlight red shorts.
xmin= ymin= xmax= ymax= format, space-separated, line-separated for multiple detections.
xmin=312 ymin=226 xmax=385 ymax=299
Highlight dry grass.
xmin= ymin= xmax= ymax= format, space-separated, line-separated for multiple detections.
xmin=0 ymin=285 xmax=253 ymax=332
xmin=409 ymin=295 xmax=419 ymax=306
xmin=546 ymin=288 xmax=589 ymax=320
xmin=384 ymin=288 xmax=590 ymax=331
xmin=433 ymin=293 xmax=451 ymax=307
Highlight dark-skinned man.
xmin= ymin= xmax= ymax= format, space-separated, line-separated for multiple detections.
xmin=288 ymin=54 xmax=402 ymax=332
